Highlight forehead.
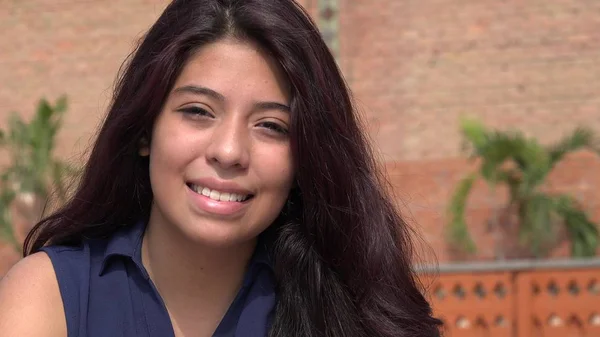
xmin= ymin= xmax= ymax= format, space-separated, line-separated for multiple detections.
xmin=172 ymin=38 xmax=291 ymax=102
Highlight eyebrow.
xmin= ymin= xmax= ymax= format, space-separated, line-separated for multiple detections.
xmin=173 ymin=85 xmax=225 ymax=101
xmin=172 ymin=85 xmax=290 ymax=113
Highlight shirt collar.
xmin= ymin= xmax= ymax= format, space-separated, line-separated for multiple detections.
xmin=99 ymin=221 xmax=274 ymax=280
xmin=99 ymin=220 xmax=147 ymax=277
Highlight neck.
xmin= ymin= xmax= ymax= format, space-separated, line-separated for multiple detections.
xmin=141 ymin=213 xmax=256 ymax=334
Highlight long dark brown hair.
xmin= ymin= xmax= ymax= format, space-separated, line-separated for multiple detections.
xmin=24 ymin=0 xmax=441 ymax=336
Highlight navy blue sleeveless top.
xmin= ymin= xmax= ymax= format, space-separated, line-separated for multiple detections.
xmin=40 ymin=221 xmax=276 ymax=337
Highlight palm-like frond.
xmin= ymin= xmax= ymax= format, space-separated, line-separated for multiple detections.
xmin=0 ymin=189 xmax=18 ymax=250
xmin=0 ymin=96 xmax=75 ymax=250
xmin=548 ymin=128 xmax=597 ymax=166
xmin=447 ymin=173 xmax=477 ymax=253
xmin=460 ymin=119 xmax=550 ymax=189
xmin=448 ymin=118 xmax=600 ymax=259
xmin=519 ymin=193 xmax=556 ymax=258
xmin=554 ymin=195 xmax=599 ymax=257
xmin=461 ymin=119 xmax=518 ymax=182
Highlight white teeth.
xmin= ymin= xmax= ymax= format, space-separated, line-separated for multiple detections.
xmin=189 ymin=184 xmax=249 ymax=202
xmin=201 ymin=187 xmax=210 ymax=196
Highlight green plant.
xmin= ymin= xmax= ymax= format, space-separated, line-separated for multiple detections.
xmin=447 ymin=118 xmax=600 ymax=259
xmin=0 ymin=96 xmax=77 ymax=252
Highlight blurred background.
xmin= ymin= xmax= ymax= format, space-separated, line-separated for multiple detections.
xmin=1 ymin=0 xmax=599 ymax=336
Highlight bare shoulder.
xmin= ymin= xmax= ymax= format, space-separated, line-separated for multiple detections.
xmin=0 ymin=252 xmax=67 ymax=337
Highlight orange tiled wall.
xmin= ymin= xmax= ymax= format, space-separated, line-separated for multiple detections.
xmin=423 ymin=266 xmax=600 ymax=337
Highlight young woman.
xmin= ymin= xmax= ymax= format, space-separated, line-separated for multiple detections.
xmin=0 ymin=0 xmax=441 ymax=336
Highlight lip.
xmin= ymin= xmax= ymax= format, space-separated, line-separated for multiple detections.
xmin=186 ymin=177 xmax=253 ymax=196
xmin=185 ymin=177 xmax=253 ymax=217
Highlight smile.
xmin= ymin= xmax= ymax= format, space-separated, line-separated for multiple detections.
xmin=187 ymin=183 xmax=253 ymax=202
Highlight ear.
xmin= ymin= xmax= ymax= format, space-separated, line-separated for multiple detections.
xmin=139 ymin=137 xmax=150 ymax=157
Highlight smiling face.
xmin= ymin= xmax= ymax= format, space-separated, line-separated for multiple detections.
xmin=144 ymin=38 xmax=294 ymax=248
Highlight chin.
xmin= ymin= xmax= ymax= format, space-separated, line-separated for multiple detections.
xmin=178 ymin=221 xmax=261 ymax=249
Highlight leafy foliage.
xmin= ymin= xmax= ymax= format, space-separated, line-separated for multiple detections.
xmin=0 ymin=96 xmax=78 ymax=252
xmin=448 ymin=119 xmax=599 ymax=258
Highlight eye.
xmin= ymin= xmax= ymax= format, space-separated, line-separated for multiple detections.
xmin=178 ymin=106 xmax=214 ymax=118
xmin=258 ymin=121 xmax=289 ymax=135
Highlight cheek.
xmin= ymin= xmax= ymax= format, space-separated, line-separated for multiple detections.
xmin=149 ymin=119 xmax=199 ymax=174
xmin=255 ymin=147 xmax=295 ymax=194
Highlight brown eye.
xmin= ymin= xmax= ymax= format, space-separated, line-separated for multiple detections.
xmin=178 ymin=106 xmax=214 ymax=118
xmin=259 ymin=121 xmax=288 ymax=135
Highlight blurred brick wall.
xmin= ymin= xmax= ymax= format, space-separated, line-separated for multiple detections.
xmin=385 ymin=152 xmax=600 ymax=262
xmin=337 ymin=0 xmax=600 ymax=262
xmin=0 ymin=0 xmax=172 ymax=161
xmin=0 ymin=0 xmax=316 ymax=159
xmin=339 ymin=0 xmax=600 ymax=160
xmin=0 ymin=0 xmax=599 ymax=271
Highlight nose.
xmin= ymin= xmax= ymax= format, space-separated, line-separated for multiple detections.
xmin=205 ymin=117 xmax=250 ymax=170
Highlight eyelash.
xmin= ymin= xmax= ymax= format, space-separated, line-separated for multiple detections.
xmin=259 ymin=121 xmax=289 ymax=135
xmin=178 ymin=106 xmax=288 ymax=136
xmin=179 ymin=106 xmax=213 ymax=117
